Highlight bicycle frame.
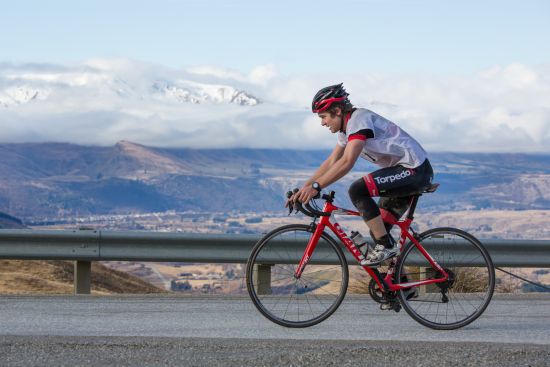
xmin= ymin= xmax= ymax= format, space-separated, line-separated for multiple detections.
xmin=294 ymin=199 xmax=449 ymax=293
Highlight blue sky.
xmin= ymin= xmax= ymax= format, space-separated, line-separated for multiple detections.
xmin=1 ymin=0 xmax=549 ymax=74
xmin=1 ymin=1 xmax=549 ymax=152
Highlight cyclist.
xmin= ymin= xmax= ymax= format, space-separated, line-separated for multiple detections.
xmin=288 ymin=83 xmax=433 ymax=265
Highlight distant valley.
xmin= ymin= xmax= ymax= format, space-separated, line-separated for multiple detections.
xmin=1 ymin=141 xmax=549 ymax=294
xmin=1 ymin=141 xmax=549 ymax=222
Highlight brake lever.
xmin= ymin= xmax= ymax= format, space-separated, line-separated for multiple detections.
xmin=288 ymin=204 xmax=294 ymax=216
xmin=286 ymin=189 xmax=299 ymax=216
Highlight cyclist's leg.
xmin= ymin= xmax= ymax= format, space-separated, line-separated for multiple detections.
xmin=350 ymin=159 xmax=434 ymax=264
xmin=348 ymin=172 xmax=399 ymax=265
xmin=376 ymin=160 xmax=433 ymax=281
xmin=349 ymin=159 xmax=434 ymax=220
xmin=348 ymin=179 xmax=382 ymax=234
xmin=368 ymin=159 xmax=434 ymax=198
xmin=378 ymin=196 xmax=410 ymax=232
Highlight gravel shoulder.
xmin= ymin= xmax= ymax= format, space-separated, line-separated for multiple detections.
xmin=1 ymin=336 xmax=549 ymax=367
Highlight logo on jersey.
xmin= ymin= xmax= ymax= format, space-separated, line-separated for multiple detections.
xmin=374 ymin=169 xmax=414 ymax=184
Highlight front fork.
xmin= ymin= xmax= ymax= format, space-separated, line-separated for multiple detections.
xmin=294 ymin=217 xmax=328 ymax=278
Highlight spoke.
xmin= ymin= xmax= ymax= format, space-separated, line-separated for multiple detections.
xmin=282 ymin=280 xmax=297 ymax=320
xmin=303 ymin=290 xmax=315 ymax=319
xmin=300 ymin=273 xmax=343 ymax=284
xmin=449 ymin=294 xmax=459 ymax=322
xmin=408 ymin=298 xmax=448 ymax=304
xmin=302 ymin=266 xmax=344 ymax=276
xmin=249 ymin=226 xmax=347 ymax=325
xmin=397 ymin=230 xmax=495 ymax=327
xmin=298 ymin=278 xmax=336 ymax=308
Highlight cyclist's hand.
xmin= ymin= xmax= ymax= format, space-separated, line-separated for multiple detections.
xmin=296 ymin=185 xmax=319 ymax=205
xmin=285 ymin=188 xmax=299 ymax=209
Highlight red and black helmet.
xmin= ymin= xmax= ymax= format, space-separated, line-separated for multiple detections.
xmin=311 ymin=83 xmax=350 ymax=113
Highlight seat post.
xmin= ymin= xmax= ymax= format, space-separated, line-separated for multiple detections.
xmin=407 ymin=195 xmax=421 ymax=220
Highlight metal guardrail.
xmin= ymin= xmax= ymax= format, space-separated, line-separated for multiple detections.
xmin=1 ymin=229 xmax=549 ymax=294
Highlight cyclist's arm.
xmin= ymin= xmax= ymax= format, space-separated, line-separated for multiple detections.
xmin=286 ymin=144 xmax=344 ymax=207
xmin=316 ymin=139 xmax=364 ymax=189
xmin=303 ymin=144 xmax=345 ymax=187
xmin=295 ymin=140 xmax=364 ymax=204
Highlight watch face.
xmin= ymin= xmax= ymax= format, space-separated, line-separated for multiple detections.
xmin=312 ymin=182 xmax=320 ymax=190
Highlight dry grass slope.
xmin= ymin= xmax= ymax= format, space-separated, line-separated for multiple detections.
xmin=0 ymin=260 xmax=167 ymax=295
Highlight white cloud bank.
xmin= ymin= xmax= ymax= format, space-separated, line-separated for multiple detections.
xmin=0 ymin=59 xmax=549 ymax=152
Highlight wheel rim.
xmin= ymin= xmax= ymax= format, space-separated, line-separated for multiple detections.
xmin=247 ymin=226 xmax=348 ymax=326
xmin=397 ymin=229 xmax=494 ymax=329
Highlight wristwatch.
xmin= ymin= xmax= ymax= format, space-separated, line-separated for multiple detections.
xmin=311 ymin=182 xmax=321 ymax=192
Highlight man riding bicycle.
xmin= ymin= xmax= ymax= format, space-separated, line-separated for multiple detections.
xmin=288 ymin=83 xmax=434 ymax=265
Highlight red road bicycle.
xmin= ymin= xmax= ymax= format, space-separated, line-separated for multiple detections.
xmin=246 ymin=184 xmax=495 ymax=330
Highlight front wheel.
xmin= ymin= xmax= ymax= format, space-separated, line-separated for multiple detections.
xmin=396 ymin=227 xmax=495 ymax=330
xmin=246 ymin=224 xmax=349 ymax=328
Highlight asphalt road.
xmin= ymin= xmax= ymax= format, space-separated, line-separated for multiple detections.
xmin=0 ymin=294 xmax=549 ymax=366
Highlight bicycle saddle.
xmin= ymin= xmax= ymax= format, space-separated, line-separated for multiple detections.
xmin=423 ymin=183 xmax=440 ymax=193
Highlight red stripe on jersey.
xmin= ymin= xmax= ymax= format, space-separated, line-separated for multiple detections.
xmin=363 ymin=174 xmax=379 ymax=197
xmin=348 ymin=135 xmax=366 ymax=142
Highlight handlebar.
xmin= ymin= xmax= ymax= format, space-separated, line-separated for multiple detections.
xmin=286 ymin=189 xmax=334 ymax=217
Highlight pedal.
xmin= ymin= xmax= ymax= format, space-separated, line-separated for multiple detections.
xmin=380 ymin=301 xmax=401 ymax=313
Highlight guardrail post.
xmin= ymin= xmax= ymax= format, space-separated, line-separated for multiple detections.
xmin=74 ymin=260 xmax=91 ymax=294
xmin=420 ymin=267 xmax=437 ymax=294
xmin=253 ymin=264 xmax=272 ymax=295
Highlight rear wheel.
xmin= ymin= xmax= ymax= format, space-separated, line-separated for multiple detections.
xmin=396 ymin=227 xmax=495 ymax=330
xmin=246 ymin=224 xmax=349 ymax=328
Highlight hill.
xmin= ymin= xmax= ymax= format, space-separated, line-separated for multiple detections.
xmin=0 ymin=260 xmax=166 ymax=295
xmin=0 ymin=142 xmax=549 ymax=220
xmin=0 ymin=211 xmax=25 ymax=229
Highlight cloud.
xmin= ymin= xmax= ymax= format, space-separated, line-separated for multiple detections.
xmin=263 ymin=64 xmax=550 ymax=152
xmin=0 ymin=59 xmax=549 ymax=152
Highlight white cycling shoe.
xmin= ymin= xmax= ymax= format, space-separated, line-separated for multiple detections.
xmin=361 ymin=243 xmax=400 ymax=266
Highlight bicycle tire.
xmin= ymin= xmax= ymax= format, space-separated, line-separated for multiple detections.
xmin=396 ymin=227 xmax=495 ymax=330
xmin=246 ymin=224 xmax=349 ymax=328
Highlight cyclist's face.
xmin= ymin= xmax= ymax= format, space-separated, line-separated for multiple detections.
xmin=318 ymin=109 xmax=342 ymax=133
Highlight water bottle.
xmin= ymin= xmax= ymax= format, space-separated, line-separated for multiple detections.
xmin=350 ymin=231 xmax=369 ymax=255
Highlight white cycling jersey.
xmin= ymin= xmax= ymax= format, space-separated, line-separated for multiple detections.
xmin=337 ymin=108 xmax=427 ymax=169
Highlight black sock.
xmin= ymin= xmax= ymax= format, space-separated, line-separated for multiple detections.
xmin=376 ymin=234 xmax=392 ymax=249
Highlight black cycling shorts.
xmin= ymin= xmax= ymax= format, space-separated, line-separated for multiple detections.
xmin=348 ymin=159 xmax=433 ymax=222
xmin=363 ymin=159 xmax=433 ymax=198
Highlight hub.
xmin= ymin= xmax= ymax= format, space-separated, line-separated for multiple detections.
xmin=435 ymin=268 xmax=456 ymax=290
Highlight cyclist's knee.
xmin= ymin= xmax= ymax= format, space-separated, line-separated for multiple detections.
xmin=348 ymin=178 xmax=380 ymax=221
xmin=348 ymin=178 xmax=366 ymax=203
xmin=359 ymin=199 xmax=380 ymax=221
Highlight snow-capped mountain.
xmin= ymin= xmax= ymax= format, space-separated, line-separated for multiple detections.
xmin=0 ymin=60 xmax=315 ymax=149
xmin=0 ymin=63 xmax=261 ymax=108
xmin=0 ymin=85 xmax=52 ymax=107
xmin=2 ymin=60 xmax=548 ymax=153
xmin=151 ymin=80 xmax=259 ymax=106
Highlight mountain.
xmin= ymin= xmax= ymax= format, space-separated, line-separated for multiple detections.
xmin=1 ymin=142 xmax=550 ymax=220
xmin=0 ymin=66 xmax=260 ymax=109
xmin=151 ymin=80 xmax=259 ymax=106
